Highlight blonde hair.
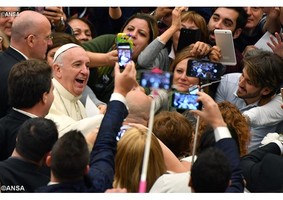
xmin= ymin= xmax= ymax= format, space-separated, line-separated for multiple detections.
xmin=113 ymin=127 xmax=166 ymax=192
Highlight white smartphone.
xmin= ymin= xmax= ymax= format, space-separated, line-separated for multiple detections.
xmin=214 ymin=29 xmax=237 ymax=66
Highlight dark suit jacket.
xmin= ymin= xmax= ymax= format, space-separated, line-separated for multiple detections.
xmin=0 ymin=157 xmax=50 ymax=192
xmin=240 ymin=142 xmax=283 ymax=192
xmin=36 ymin=99 xmax=128 ymax=192
xmin=0 ymin=47 xmax=26 ymax=118
xmin=215 ymin=138 xmax=244 ymax=193
xmin=0 ymin=109 xmax=31 ymax=161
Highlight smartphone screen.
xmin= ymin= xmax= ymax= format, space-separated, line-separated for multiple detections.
xmin=177 ymin=28 xmax=201 ymax=52
xmin=171 ymin=91 xmax=202 ymax=110
xmin=140 ymin=71 xmax=172 ymax=90
xmin=117 ymin=43 xmax=132 ymax=69
xmin=187 ymin=59 xmax=224 ymax=80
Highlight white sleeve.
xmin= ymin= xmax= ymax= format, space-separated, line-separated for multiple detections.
xmin=243 ymin=94 xmax=283 ymax=126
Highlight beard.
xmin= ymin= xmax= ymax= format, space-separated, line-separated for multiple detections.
xmin=236 ymin=86 xmax=262 ymax=102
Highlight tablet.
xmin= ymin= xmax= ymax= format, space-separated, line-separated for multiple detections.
xmin=214 ymin=29 xmax=237 ymax=66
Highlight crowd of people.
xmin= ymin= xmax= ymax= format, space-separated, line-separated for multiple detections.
xmin=0 ymin=6 xmax=283 ymax=193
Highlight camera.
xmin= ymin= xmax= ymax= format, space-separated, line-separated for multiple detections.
xmin=140 ymin=71 xmax=172 ymax=90
xmin=171 ymin=91 xmax=202 ymax=110
xmin=187 ymin=59 xmax=225 ymax=80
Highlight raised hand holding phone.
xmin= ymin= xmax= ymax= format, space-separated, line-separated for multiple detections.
xmin=116 ymin=33 xmax=133 ymax=69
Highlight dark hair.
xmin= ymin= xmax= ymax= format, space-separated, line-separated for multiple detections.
xmin=47 ymin=32 xmax=81 ymax=53
xmin=120 ymin=13 xmax=158 ymax=44
xmin=190 ymin=147 xmax=232 ymax=192
xmin=67 ymin=16 xmax=96 ymax=38
xmin=212 ymin=7 xmax=248 ymax=30
xmin=16 ymin=117 xmax=58 ymax=162
xmin=8 ymin=59 xmax=52 ymax=109
xmin=51 ymin=130 xmax=89 ymax=182
xmin=243 ymin=50 xmax=283 ymax=98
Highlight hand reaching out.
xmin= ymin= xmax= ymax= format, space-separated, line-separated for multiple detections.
xmin=267 ymin=32 xmax=283 ymax=59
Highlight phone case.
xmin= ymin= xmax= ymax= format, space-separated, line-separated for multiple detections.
xmin=214 ymin=29 xmax=237 ymax=66
xmin=177 ymin=28 xmax=201 ymax=51
xmin=116 ymin=33 xmax=133 ymax=49
xmin=187 ymin=59 xmax=225 ymax=80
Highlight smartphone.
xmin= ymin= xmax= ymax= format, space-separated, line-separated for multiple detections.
xmin=117 ymin=43 xmax=132 ymax=69
xmin=177 ymin=28 xmax=201 ymax=52
xmin=140 ymin=71 xmax=172 ymax=90
xmin=187 ymin=59 xmax=225 ymax=80
xmin=281 ymin=88 xmax=283 ymax=102
xmin=171 ymin=91 xmax=202 ymax=110
xmin=214 ymin=29 xmax=237 ymax=66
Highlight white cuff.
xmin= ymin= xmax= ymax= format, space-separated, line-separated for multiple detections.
xmin=110 ymin=93 xmax=128 ymax=109
xmin=214 ymin=127 xmax=232 ymax=142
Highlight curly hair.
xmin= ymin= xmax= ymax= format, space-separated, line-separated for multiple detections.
xmin=192 ymin=101 xmax=250 ymax=157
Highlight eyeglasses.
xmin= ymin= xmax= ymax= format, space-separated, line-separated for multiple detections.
xmin=24 ymin=34 xmax=53 ymax=41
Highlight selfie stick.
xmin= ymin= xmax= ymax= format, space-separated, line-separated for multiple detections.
xmin=191 ymin=112 xmax=200 ymax=167
xmin=138 ymin=96 xmax=155 ymax=193
xmin=190 ymin=79 xmax=222 ymax=167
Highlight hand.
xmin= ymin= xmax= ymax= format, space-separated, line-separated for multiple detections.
xmin=190 ymin=91 xmax=226 ymax=129
xmin=171 ymin=7 xmax=188 ymax=30
xmin=208 ymin=45 xmax=221 ymax=62
xmin=114 ymin=61 xmax=138 ymax=97
xmin=190 ymin=41 xmax=211 ymax=57
xmin=154 ymin=7 xmax=174 ymax=21
xmin=97 ymin=104 xmax=107 ymax=114
xmin=106 ymin=50 xmax=118 ymax=66
xmin=267 ymin=32 xmax=283 ymax=59
xmin=43 ymin=7 xmax=66 ymax=30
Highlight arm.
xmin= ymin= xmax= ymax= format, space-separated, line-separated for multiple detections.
xmin=81 ymin=34 xmax=118 ymax=67
xmin=137 ymin=7 xmax=184 ymax=69
xmin=129 ymin=123 xmax=190 ymax=173
xmin=191 ymin=92 xmax=244 ymax=192
xmin=240 ymin=141 xmax=283 ymax=192
xmin=262 ymin=7 xmax=281 ymax=34
xmin=88 ymin=62 xmax=138 ymax=192
xmin=242 ymin=94 xmax=283 ymax=126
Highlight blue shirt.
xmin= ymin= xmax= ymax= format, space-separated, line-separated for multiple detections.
xmin=215 ymin=73 xmax=282 ymax=152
